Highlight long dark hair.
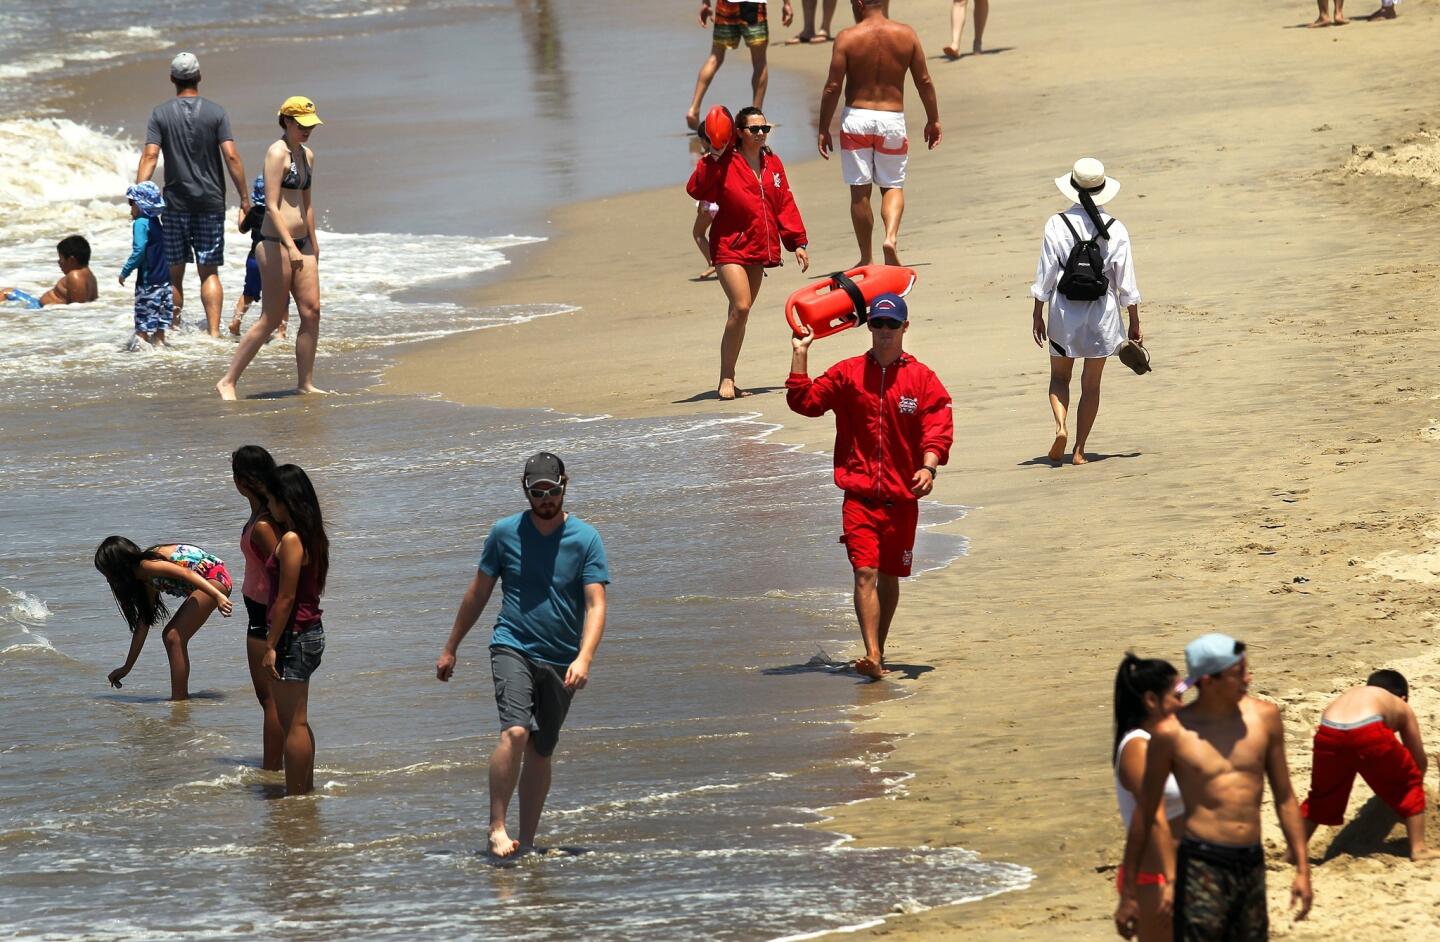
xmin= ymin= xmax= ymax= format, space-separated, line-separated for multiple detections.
xmin=1112 ymin=653 xmax=1178 ymax=766
xmin=269 ymin=464 xmax=329 ymax=594
xmin=94 ymin=536 xmax=167 ymax=632
xmin=231 ymin=444 xmax=277 ymax=501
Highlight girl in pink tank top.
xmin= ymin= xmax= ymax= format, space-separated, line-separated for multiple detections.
xmin=232 ymin=445 xmax=284 ymax=772
xmin=262 ymin=463 xmax=330 ymax=796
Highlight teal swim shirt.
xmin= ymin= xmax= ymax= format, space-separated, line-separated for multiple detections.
xmin=479 ymin=512 xmax=610 ymax=665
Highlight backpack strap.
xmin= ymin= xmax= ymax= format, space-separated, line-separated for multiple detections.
xmin=1058 ymin=212 xmax=1083 ymax=242
xmin=1058 ymin=210 xmax=1109 ymax=243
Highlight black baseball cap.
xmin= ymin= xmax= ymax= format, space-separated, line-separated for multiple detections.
xmin=523 ymin=452 xmax=566 ymax=487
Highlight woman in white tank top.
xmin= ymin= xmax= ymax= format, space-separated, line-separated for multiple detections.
xmin=1112 ymin=653 xmax=1186 ymax=942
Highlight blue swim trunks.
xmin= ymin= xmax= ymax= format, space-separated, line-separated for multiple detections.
xmin=242 ymin=249 xmax=261 ymax=301
xmin=162 ymin=209 xmax=225 ymax=266
xmin=134 ymin=283 xmax=173 ymax=334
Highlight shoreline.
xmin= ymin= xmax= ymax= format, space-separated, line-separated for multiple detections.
xmin=386 ymin=1 xmax=1440 ymax=938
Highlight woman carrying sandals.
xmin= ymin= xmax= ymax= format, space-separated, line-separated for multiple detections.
xmin=1029 ymin=158 xmax=1142 ymax=465
xmin=217 ymin=96 xmax=324 ymax=400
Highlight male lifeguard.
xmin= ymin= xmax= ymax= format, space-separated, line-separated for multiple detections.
xmin=816 ymin=0 xmax=941 ymax=267
xmin=786 ymin=293 xmax=952 ymax=679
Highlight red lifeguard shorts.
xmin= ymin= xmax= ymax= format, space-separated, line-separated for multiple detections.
xmin=841 ymin=493 xmax=919 ymax=577
xmin=1300 ymin=720 xmax=1425 ymax=826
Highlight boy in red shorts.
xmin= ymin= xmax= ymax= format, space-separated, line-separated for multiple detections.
xmin=786 ymin=292 xmax=953 ymax=679
xmin=1300 ymin=669 xmax=1437 ymax=861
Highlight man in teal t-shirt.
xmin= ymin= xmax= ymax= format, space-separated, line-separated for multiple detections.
xmin=436 ymin=452 xmax=610 ymax=858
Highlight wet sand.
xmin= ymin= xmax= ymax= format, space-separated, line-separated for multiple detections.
xmin=388 ymin=1 xmax=1440 ymax=937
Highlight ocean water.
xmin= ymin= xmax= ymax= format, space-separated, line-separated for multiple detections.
xmin=0 ymin=2 xmax=1030 ymax=938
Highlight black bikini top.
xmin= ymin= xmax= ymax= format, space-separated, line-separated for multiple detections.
xmin=280 ymin=148 xmax=312 ymax=191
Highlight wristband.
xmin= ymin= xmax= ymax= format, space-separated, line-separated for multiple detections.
xmin=922 ymin=466 xmax=938 ymax=477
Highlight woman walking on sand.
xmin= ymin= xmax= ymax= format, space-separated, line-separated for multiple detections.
xmin=687 ymin=106 xmax=809 ymax=400
xmin=943 ymin=0 xmax=989 ymax=59
xmin=217 ymin=97 xmax=324 ymax=400
xmin=1112 ymin=654 xmax=1186 ymax=942
xmin=1029 ymin=157 xmax=1142 ymax=465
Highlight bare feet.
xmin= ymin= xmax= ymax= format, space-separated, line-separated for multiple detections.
xmin=853 ymin=656 xmax=885 ymax=680
xmin=717 ymin=379 xmax=752 ymax=401
xmin=696 ymin=265 xmax=717 ymax=281
xmin=296 ymin=384 xmax=329 ymax=395
xmin=488 ymin=826 xmax=520 ymax=858
xmin=973 ymin=39 xmax=983 ymax=54
xmin=216 ymin=379 xmax=237 ymax=401
xmin=1369 ymin=4 xmax=1396 ymax=16
xmin=685 ymin=111 xmax=700 ymax=131
xmin=881 ymin=241 xmax=900 ymax=267
xmin=1333 ymin=13 xmax=1349 ymax=23
xmin=1047 ymin=431 xmax=1068 ymax=462
xmin=1308 ymin=15 xmax=1332 ymax=26
xmin=228 ymin=317 xmax=242 ymax=336
xmin=1411 ymin=846 xmax=1440 ymax=862
xmin=942 ymin=45 xmax=960 ymax=59
xmin=786 ymin=31 xmax=829 ymax=44
xmin=1072 ymin=450 xmax=1088 ymax=466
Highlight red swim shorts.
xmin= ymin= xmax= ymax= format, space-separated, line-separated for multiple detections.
xmin=1300 ymin=720 xmax=1425 ymax=826
xmin=841 ymin=493 xmax=919 ymax=577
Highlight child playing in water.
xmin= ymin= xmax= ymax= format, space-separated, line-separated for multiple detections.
xmin=233 ymin=445 xmax=284 ymax=771
xmin=118 ymin=183 xmax=172 ymax=348
xmin=262 ymin=464 xmax=329 ymax=796
xmin=229 ymin=177 xmax=287 ymax=340
xmin=94 ymin=536 xmax=234 ymax=700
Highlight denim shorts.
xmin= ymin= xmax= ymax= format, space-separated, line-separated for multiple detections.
xmin=275 ymin=624 xmax=324 ymax=682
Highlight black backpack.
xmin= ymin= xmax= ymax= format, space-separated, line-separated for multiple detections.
xmin=1056 ymin=212 xmax=1111 ymax=302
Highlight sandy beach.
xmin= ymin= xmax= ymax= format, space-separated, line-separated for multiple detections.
xmin=386 ymin=0 xmax=1440 ymax=936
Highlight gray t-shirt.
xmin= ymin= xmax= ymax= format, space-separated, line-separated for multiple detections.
xmin=144 ymin=96 xmax=234 ymax=215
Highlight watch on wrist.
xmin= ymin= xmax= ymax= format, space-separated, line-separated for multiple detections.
xmin=923 ymin=466 xmax=938 ymax=477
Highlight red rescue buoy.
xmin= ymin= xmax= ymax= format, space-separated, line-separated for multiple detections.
xmin=703 ymin=105 xmax=734 ymax=153
xmin=785 ymin=265 xmax=918 ymax=340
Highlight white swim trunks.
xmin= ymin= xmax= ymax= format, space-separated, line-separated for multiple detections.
xmin=840 ymin=107 xmax=908 ymax=188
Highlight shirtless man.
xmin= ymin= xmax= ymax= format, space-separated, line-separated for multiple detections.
xmin=1115 ymin=634 xmax=1312 ymax=940
xmin=2 ymin=235 xmax=97 ymax=308
xmin=817 ymin=0 xmax=941 ymax=267
xmin=1298 ymin=670 xmax=1437 ymax=861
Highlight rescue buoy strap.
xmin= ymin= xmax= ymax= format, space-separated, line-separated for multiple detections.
xmin=828 ymin=271 xmax=869 ymax=325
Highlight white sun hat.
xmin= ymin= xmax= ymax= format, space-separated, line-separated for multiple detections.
xmin=1055 ymin=157 xmax=1120 ymax=205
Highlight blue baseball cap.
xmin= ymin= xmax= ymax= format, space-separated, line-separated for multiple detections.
xmin=1181 ymin=633 xmax=1246 ymax=690
xmin=869 ymin=292 xmax=908 ymax=323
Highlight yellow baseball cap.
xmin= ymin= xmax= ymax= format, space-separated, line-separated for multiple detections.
xmin=278 ymin=96 xmax=323 ymax=127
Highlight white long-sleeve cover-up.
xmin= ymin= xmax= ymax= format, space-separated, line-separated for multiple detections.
xmin=1030 ymin=204 xmax=1142 ymax=359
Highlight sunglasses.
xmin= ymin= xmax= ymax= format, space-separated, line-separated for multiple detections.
xmin=742 ymin=125 xmax=772 ymax=135
xmin=527 ymin=484 xmax=565 ymax=500
xmin=868 ymin=318 xmax=904 ymax=330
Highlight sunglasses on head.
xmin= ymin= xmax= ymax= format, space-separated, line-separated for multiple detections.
xmin=742 ymin=124 xmax=772 ymax=135
xmin=527 ymin=483 xmax=565 ymax=500
xmin=868 ymin=318 xmax=903 ymax=330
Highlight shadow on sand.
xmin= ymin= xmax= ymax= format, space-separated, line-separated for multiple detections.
xmin=935 ymin=46 xmax=1016 ymax=61
xmin=762 ymin=651 xmax=933 ymax=683
xmin=1017 ymin=451 xmax=1142 ymax=468
xmin=1320 ymin=796 xmax=1410 ymax=863
xmin=673 ymin=386 xmax=783 ymax=404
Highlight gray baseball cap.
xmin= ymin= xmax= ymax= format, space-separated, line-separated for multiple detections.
xmin=523 ymin=452 xmax=566 ymax=487
xmin=170 ymin=52 xmax=200 ymax=80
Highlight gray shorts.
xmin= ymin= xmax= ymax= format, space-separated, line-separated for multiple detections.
xmin=490 ymin=645 xmax=573 ymax=758
xmin=275 ymin=624 xmax=324 ymax=683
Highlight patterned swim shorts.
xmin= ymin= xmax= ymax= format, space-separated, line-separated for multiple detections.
xmin=134 ymin=283 xmax=173 ymax=334
xmin=714 ymin=0 xmax=768 ymax=48
xmin=162 ymin=210 xmax=226 ymax=266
